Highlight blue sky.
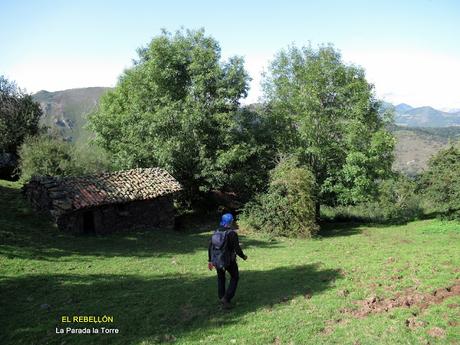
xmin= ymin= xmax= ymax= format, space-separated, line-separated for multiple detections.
xmin=1 ymin=0 xmax=459 ymax=109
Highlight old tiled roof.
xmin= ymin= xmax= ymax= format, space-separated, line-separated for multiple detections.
xmin=27 ymin=168 xmax=182 ymax=213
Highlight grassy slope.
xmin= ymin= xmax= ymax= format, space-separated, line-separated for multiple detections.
xmin=0 ymin=180 xmax=459 ymax=345
xmin=33 ymin=87 xmax=111 ymax=143
xmin=392 ymin=126 xmax=460 ymax=176
xmin=393 ymin=130 xmax=447 ymax=176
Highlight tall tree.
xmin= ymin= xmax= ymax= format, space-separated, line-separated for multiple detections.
xmin=263 ymin=44 xmax=395 ymax=214
xmin=421 ymin=144 xmax=460 ymax=219
xmin=89 ymin=29 xmax=257 ymax=204
xmin=0 ymin=76 xmax=42 ymax=153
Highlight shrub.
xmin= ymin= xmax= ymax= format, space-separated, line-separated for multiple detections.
xmin=376 ymin=175 xmax=422 ymax=222
xmin=239 ymin=157 xmax=318 ymax=238
xmin=72 ymin=142 xmax=113 ymax=176
xmin=0 ymin=76 xmax=42 ymax=153
xmin=18 ymin=135 xmax=112 ymax=181
xmin=321 ymin=175 xmax=422 ymax=223
xmin=321 ymin=203 xmax=381 ymax=223
xmin=420 ymin=144 xmax=460 ymax=220
xmin=18 ymin=135 xmax=75 ymax=181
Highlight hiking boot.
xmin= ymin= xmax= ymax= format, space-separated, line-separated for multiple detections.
xmin=220 ymin=297 xmax=232 ymax=309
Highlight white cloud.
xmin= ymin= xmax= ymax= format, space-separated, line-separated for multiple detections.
xmin=5 ymin=56 xmax=130 ymax=93
xmin=342 ymin=49 xmax=460 ymax=109
xmin=240 ymin=49 xmax=460 ymax=109
xmin=241 ymin=53 xmax=271 ymax=104
xmin=7 ymin=49 xmax=460 ymax=110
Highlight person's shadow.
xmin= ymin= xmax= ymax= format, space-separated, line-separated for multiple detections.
xmin=0 ymin=263 xmax=342 ymax=344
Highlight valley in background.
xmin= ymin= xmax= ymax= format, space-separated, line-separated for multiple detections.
xmin=33 ymin=88 xmax=460 ymax=176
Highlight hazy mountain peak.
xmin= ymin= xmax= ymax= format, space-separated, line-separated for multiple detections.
xmin=393 ymin=104 xmax=460 ymax=127
xmin=32 ymin=87 xmax=111 ymax=142
xmin=394 ymin=103 xmax=413 ymax=113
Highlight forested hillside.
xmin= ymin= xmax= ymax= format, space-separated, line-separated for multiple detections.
xmin=32 ymin=87 xmax=460 ymax=176
xmin=32 ymin=87 xmax=111 ymax=142
xmin=381 ymin=101 xmax=460 ymax=127
xmin=392 ymin=126 xmax=460 ymax=175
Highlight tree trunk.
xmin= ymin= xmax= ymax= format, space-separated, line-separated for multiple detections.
xmin=315 ymin=201 xmax=321 ymax=222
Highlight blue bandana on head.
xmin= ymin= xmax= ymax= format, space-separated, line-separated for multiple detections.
xmin=220 ymin=213 xmax=234 ymax=227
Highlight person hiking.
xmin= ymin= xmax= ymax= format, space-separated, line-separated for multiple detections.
xmin=208 ymin=213 xmax=247 ymax=309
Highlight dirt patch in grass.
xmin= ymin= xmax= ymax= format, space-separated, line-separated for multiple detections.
xmin=405 ymin=316 xmax=427 ymax=329
xmin=386 ymin=256 xmax=396 ymax=264
xmin=337 ymin=289 xmax=350 ymax=297
xmin=342 ymin=280 xmax=460 ymax=318
xmin=272 ymin=336 xmax=281 ymax=345
xmin=320 ymin=325 xmax=334 ymax=336
xmin=320 ymin=318 xmax=349 ymax=336
xmin=427 ymin=327 xmax=446 ymax=338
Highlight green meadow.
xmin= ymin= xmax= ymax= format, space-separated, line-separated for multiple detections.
xmin=1 ymin=179 xmax=459 ymax=345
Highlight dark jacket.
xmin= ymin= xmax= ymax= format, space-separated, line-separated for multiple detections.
xmin=208 ymin=227 xmax=246 ymax=263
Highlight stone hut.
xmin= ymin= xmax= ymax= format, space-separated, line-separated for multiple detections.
xmin=23 ymin=168 xmax=182 ymax=234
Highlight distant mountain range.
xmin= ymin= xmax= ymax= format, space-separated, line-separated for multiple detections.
xmin=32 ymin=87 xmax=460 ymax=175
xmin=392 ymin=126 xmax=460 ymax=176
xmin=384 ymin=102 xmax=460 ymax=127
xmin=33 ymin=87 xmax=111 ymax=142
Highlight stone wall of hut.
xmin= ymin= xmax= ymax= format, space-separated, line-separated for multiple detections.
xmin=56 ymin=195 xmax=175 ymax=234
xmin=22 ymin=180 xmax=55 ymax=217
xmin=23 ymin=173 xmax=179 ymax=235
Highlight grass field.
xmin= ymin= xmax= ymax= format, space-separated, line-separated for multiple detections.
xmin=0 ymin=179 xmax=459 ymax=345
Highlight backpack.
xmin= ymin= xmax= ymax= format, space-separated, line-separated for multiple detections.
xmin=210 ymin=229 xmax=232 ymax=269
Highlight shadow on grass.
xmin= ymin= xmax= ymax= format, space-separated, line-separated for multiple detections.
xmin=0 ymin=184 xmax=279 ymax=261
xmin=0 ymin=263 xmax=341 ymax=344
xmin=317 ymin=221 xmax=363 ymax=238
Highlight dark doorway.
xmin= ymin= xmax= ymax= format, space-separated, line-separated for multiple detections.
xmin=83 ymin=211 xmax=95 ymax=234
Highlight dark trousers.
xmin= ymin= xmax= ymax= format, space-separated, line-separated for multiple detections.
xmin=217 ymin=260 xmax=239 ymax=302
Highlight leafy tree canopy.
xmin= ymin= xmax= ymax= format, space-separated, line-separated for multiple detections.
xmin=263 ymin=44 xmax=395 ymax=208
xmin=18 ymin=134 xmax=112 ymax=182
xmin=421 ymin=144 xmax=460 ymax=219
xmin=0 ymin=76 xmax=42 ymax=153
xmin=239 ymin=156 xmax=318 ymax=238
xmin=89 ymin=29 xmax=260 ymax=204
